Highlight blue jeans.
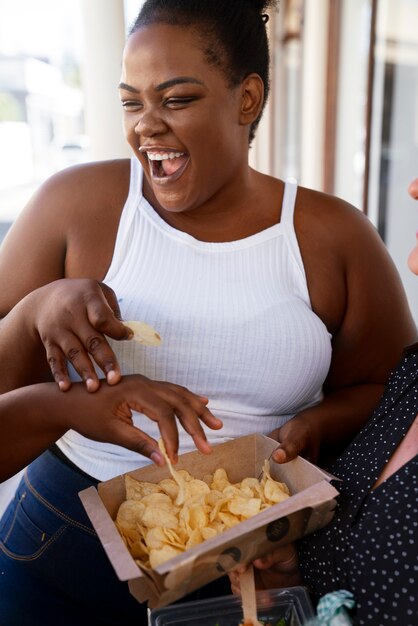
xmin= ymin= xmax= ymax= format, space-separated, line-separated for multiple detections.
xmin=0 ymin=450 xmax=147 ymax=625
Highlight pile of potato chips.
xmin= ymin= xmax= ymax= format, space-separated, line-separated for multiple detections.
xmin=116 ymin=441 xmax=291 ymax=570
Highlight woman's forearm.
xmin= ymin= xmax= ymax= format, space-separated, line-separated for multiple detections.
xmin=0 ymin=383 xmax=69 ymax=481
xmin=0 ymin=294 xmax=52 ymax=393
xmin=270 ymin=382 xmax=386 ymax=465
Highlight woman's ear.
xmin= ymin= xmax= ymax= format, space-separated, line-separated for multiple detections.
xmin=239 ymin=73 xmax=264 ymax=127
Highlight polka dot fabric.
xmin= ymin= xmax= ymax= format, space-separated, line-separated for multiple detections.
xmin=298 ymin=344 xmax=418 ymax=625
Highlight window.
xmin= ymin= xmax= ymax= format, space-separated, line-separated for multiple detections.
xmin=368 ymin=0 xmax=418 ymax=321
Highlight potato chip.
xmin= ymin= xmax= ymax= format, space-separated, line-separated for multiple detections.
xmin=158 ymin=439 xmax=188 ymax=506
xmin=161 ymin=528 xmax=186 ymax=549
xmin=129 ymin=538 xmax=149 ymax=559
xmin=260 ymin=459 xmax=290 ymax=504
xmin=228 ymin=496 xmax=261 ymax=519
xmin=240 ymin=477 xmax=263 ymax=498
xmin=149 ymin=545 xmax=183 ymax=569
xmin=188 ymin=504 xmax=209 ymax=530
xmin=185 ymin=528 xmax=204 ymax=549
xmin=145 ymin=527 xmax=168 ymax=550
xmin=188 ymin=478 xmax=210 ymax=498
xmin=115 ymin=440 xmax=292 ymax=570
xmin=158 ymin=478 xmax=179 ymax=500
xmin=205 ymin=489 xmax=224 ymax=508
xmin=263 ymin=479 xmax=290 ymax=504
xmin=211 ymin=468 xmax=230 ymax=491
xmin=116 ymin=499 xmax=146 ymax=530
xmin=125 ymin=475 xmax=161 ymax=500
xmin=217 ymin=511 xmax=241 ymax=528
xmin=141 ymin=507 xmax=179 ymax=530
xmin=139 ymin=492 xmax=174 ymax=508
xmin=124 ymin=320 xmax=162 ymax=346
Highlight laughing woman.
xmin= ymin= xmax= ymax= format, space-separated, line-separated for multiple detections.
xmin=0 ymin=1 xmax=416 ymax=624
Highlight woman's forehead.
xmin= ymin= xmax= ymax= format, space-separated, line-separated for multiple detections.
xmin=124 ymin=22 xmax=206 ymax=59
xmin=122 ymin=23 xmax=225 ymax=85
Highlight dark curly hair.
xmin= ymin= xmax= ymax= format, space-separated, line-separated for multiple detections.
xmin=129 ymin=0 xmax=279 ymax=143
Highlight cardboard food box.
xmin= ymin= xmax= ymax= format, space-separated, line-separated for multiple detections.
xmin=79 ymin=434 xmax=339 ymax=609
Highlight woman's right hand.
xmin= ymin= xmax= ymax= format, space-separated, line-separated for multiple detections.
xmin=21 ymin=278 xmax=132 ymax=392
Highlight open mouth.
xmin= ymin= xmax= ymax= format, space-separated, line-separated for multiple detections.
xmin=145 ymin=151 xmax=189 ymax=180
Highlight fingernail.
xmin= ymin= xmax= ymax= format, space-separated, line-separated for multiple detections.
xmin=123 ymin=326 xmax=134 ymax=340
xmin=150 ymin=451 xmax=164 ymax=466
xmin=107 ymin=370 xmax=118 ymax=384
xmin=86 ymin=378 xmax=97 ymax=392
xmin=58 ymin=380 xmax=67 ymax=391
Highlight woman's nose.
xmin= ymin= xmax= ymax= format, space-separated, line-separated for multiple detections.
xmin=135 ymin=110 xmax=167 ymax=138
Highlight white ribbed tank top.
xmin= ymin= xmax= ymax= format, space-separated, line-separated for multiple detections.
xmin=57 ymin=158 xmax=332 ymax=480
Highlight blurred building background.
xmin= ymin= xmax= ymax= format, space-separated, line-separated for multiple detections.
xmin=0 ymin=0 xmax=417 ymax=505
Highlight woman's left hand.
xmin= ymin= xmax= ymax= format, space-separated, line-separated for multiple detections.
xmin=268 ymin=414 xmax=321 ymax=464
xmin=229 ymin=543 xmax=301 ymax=594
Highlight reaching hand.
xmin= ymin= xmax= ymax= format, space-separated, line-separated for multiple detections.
xmin=23 ymin=278 xmax=132 ymax=391
xmin=67 ymin=374 xmax=223 ymax=463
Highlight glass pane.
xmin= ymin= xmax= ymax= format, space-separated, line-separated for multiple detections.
xmin=368 ymin=0 xmax=418 ymax=323
xmin=0 ymin=0 xmax=84 ymax=240
xmin=334 ymin=0 xmax=372 ymax=208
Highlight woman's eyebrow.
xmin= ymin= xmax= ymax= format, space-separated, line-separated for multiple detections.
xmin=155 ymin=77 xmax=204 ymax=91
xmin=118 ymin=82 xmax=139 ymax=93
xmin=118 ymin=77 xmax=204 ymax=93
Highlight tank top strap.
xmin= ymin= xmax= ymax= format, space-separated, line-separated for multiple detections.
xmin=279 ymin=177 xmax=311 ymax=305
xmin=104 ymin=158 xmax=142 ymax=283
xmin=280 ymin=177 xmax=298 ymax=225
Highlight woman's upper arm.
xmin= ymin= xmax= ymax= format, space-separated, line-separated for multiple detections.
xmin=0 ymin=168 xmax=82 ymax=315
xmin=324 ymin=202 xmax=417 ymax=391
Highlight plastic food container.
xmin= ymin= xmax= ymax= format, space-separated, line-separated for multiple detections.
xmin=148 ymin=586 xmax=315 ymax=625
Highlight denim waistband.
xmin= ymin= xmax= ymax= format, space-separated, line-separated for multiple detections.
xmin=25 ymin=450 xmax=99 ymax=533
xmin=49 ymin=443 xmax=97 ymax=482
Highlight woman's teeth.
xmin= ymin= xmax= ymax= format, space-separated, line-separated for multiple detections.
xmin=147 ymin=152 xmax=185 ymax=160
xmin=144 ymin=150 xmax=189 ymax=178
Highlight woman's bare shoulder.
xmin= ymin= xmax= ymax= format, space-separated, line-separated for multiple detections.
xmin=33 ymin=158 xmax=131 ymax=216
xmin=295 ymin=185 xmax=370 ymax=227
xmin=0 ymin=159 xmax=132 ymax=307
xmin=294 ymin=185 xmax=386 ymax=263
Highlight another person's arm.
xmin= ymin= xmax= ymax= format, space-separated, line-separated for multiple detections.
xmin=0 ymin=162 xmax=131 ymax=393
xmin=0 ymin=375 xmax=222 ymax=482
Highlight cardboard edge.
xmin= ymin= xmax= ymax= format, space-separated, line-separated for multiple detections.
xmin=78 ymin=485 xmax=142 ymax=581
xmin=153 ymin=479 xmax=339 ymax=577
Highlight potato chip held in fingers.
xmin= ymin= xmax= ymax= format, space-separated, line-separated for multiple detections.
xmin=124 ymin=320 xmax=162 ymax=346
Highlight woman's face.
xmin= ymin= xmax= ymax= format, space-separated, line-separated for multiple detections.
xmin=119 ymin=23 xmax=252 ymax=213
xmin=407 ymin=178 xmax=418 ymax=275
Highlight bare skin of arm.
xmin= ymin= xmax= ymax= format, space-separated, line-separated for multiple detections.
xmin=0 ymin=161 xmax=416 ymax=466
xmin=0 ymin=161 xmax=224 ymax=464
xmin=0 ymin=160 xmax=130 ymax=392
xmin=0 ymin=376 xmax=222 ymax=482
xmin=271 ymin=186 xmax=417 ymax=464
